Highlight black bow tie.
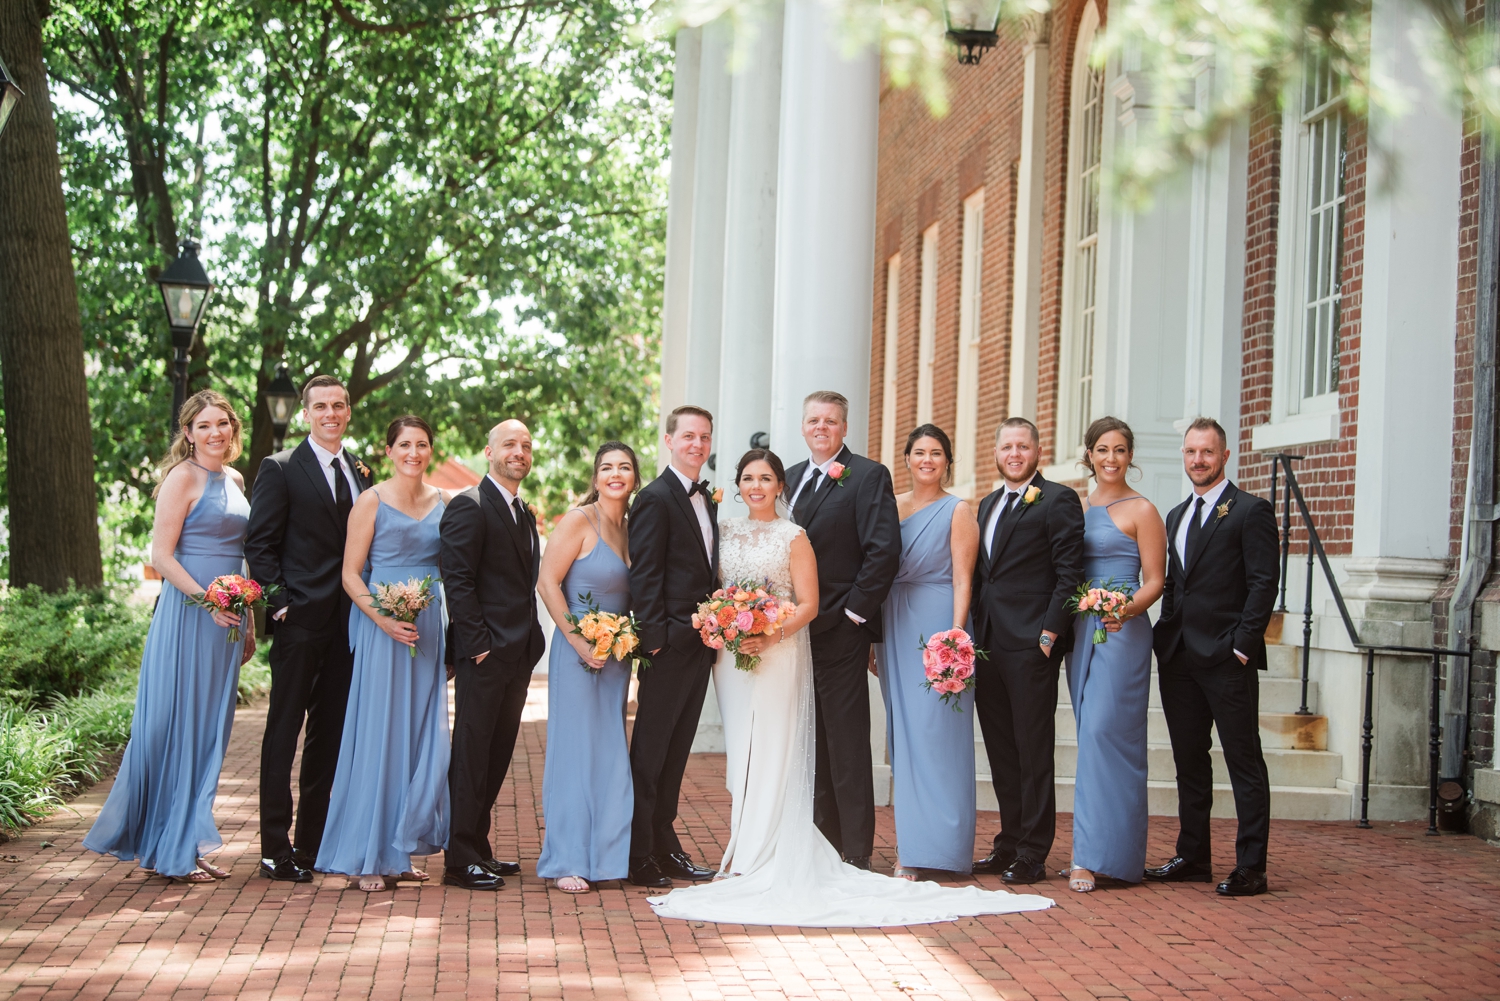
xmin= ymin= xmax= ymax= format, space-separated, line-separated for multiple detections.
xmin=688 ymin=479 xmax=711 ymax=499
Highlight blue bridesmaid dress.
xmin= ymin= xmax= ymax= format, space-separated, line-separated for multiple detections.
xmin=536 ymin=509 xmax=634 ymax=883
xmin=84 ymin=468 xmax=250 ymax=878
xmin=316 ymin=496 xmax=450 ymax=877
xmin=1066 ymin=500 xmax=1152 ymax=882
xmin=876 ymin=493 xmax=976 ymax=873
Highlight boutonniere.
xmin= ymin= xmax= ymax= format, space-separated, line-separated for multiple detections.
xmin=1022 ymin=485 xmax=1042 ymax=506
xmin=353 ymin=459 xmax=371 ymax=480
xmin=711 ymin=487 xmax=724 ymax=505
xmin=1216 ymin=499 xmax=1232 ymax=521
xmin=827 ymin=461 xmax=852 ymax=486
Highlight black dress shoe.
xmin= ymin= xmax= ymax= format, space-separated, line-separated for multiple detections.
xmin=1143 ymin=856 xmax=1214 ymax=883
xmin=1215 ymin=867 xmax=1268 ymax=897
xmin=1001 ymin=856 xmax=1046 ymax=884
xmin=658 ymin=852 xmax=713 ymax=881
xmin=291 ymin=849 xmax=317 ymax=871
xmin=842 ymin=856 xmax=873 ymax=871
xmin=628 ymin=858 xmax=672 ymax=888
xmin=479 ymin=859 xmax=522 ymax=877
xmin=443 ymin=864 xmax=504 ymax=890
xmin=972 ymin=850 xmax=1016 ymax=875
xmin=259 ymin=857 xmax=313 ymax=883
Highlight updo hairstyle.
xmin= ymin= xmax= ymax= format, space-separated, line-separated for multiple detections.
xmin=386 ymin=414 xmax=434 ymax=448
xmin=1080 ymin=416 xmax=1140 ymax=479
xmin=903 ymin=423 xmax=955 ymax=485
xmin=735 ymin=448 xmax=787 ymax=487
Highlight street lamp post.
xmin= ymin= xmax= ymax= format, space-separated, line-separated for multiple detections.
xmin=0 ymin=54 xmax=24 ymax=139
xmin=943 ymin=0 xmax=1005 ymax=65
xmin=155 ymin=240 xmax=213 ymax=431
xmin=263 ymin=364 xmax=300 ymax=452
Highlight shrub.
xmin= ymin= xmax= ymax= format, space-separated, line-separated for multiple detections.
xmin=0 ymin=585 xmax=146 ymax=702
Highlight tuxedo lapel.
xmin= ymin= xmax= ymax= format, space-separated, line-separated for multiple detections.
xmin=480 ymin=477 xmax=530 ymax=565
xmin=293 ymin=440 xmax=340 ymax=525
xmin=783 ymin=460 xmax=808 ymax=509
xmin=991 ymin=474 xmax=1043 ymax=568
xmin=1184 ymin=483 xmax=1238 ymax=578
xmin=1165 ymin=500 xmax=1189 ymax=576
xmin=976 ymin=491 xmax=999 ymax=576
xmin=661 ymin=469 xmax=713 ymax=574
xmin=794 ymin=445 xmax=849 ymax=527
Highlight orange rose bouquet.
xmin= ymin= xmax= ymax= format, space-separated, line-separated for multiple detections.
xmin=693 ymin=578 xmax=797 ymax=672
xmin=565 ymin=592 xmax=646 ymax=673
xmin=185 ymin=574 xmax=275 ymax=643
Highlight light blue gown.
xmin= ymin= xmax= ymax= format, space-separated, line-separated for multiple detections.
xmin=84 ymin=468 xmax=249 ymax=878
xmin=536 ymin=510 xmax=634 ymax=883
xmin=316 ymin=497 xmax=450 ymax=877
xmin=877 ymin=493 xmax=976 ymax=873
xmin=1066 ymin=501 xmax=1152 ymax=882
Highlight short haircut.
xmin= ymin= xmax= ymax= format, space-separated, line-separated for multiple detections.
xmin=995 ymin=416 xmax=1039 ymax=445
xmin=1185 ymin=416 xmax=1228 ymax=448
xmin=802 ymin=390 xmax=849 ymax=422
xmin=301 ymin=373 xmax=350 ymax=408
xmin=666 ymin=404 xmax=714 ymax=435
xmin=385 ymin=414 xmax=434 ymax=448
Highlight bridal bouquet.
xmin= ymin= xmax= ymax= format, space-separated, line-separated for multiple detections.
xmin=919 ymin=629 xmax=986 ymax=711
xmin=694 ymin=579 xmax=797 ymax=672
xmin=564 ymin=592 xmax=646 ymax=673
xmin=185 ymin=574 xmax=275 ymax=644
xmin=1067 ymin=579 xmax=1136 ymax=645
xmin=366 ymin=575 xmax=440 ymax=657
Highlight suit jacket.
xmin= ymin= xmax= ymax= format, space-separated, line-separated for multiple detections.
xmin=971 ymin=473 xmax=1086 ymax=655
xmin=439 ymin=477 xmax=545 ymax=666
xmin=628 ymin=468 xmax=721 ymax=655
xmin=245 ymin=438 xmax=373 ymax=632
xmin=1153 ymin=481 xmax=1279 ymax=671
xmin=782 ymin=445 xmax=901 ymax=639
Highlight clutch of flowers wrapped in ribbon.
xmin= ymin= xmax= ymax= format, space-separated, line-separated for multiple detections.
xmin=184 ymin=574 xmax=275 ymax=643
xmin=693 ymin=579 xmax=797 ymax=673
xmin=1067 ymin=579 xmax=1136 ymax=645
xmin=564 ymin=592 xmax=646 ymax=673
xmin=365 ymin=575 xmax=440 ymax=657
xmin=919 ymin=628 xmax=986 ymax=711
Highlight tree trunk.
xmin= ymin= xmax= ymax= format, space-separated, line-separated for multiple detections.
xmin=0 ymin=0 xmax=104 ymax=591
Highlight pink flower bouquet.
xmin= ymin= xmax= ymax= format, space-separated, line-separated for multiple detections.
xmin=693 ymin=578 xmax=797 ymax=672
xmin=366 ymin=575 xmax=440 ymax=657
xmin=185 ymin=574 xmax=274 ymax=643
xmin=1066 ymin=578 xmax=1136 ymax=644
xmin=919 ymin=628 xmax=986 ymax=711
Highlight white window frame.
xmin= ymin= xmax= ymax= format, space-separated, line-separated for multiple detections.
xmin=880 ymin=253 xmax=902 ymax=471
xmin=1053 ymin=0 xmax=1103 ymax=467
xmin=953 ymin=189 xmax=985 ymax=498
xmin=915 ymin=224 xmax=939 ymax=427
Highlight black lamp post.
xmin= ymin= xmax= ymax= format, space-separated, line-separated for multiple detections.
xmin=155 ymin=240 xmax=213 ymax=431
xmin=0 ymin=54 xmax=24 ymax=139
xmin=263 ymin=363 xmax=300 ymax=452
xmin=944 ymin=0 xmax=1005 ymax=65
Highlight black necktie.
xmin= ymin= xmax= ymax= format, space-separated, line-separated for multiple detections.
xmin=512 ymin=497 xmax=532 ymax=551
xmin=1185 ymin=496 xmax=1206 ymax=565
xmin=331 ymin=456 xmax=353 ymax=523
xmin=989 ymin=491 xmax=1018 ymax=555
xmin=794 ymin=468 xmax=823 ymax=522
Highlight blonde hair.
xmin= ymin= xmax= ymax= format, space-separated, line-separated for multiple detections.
xmin=802 ymin=390 xmax=849 ymax=422
xmin=155 ymin=390 xmax=244 ymax=497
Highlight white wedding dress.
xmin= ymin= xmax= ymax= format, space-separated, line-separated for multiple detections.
xmin=648 ymin=516 xmax=1054 ymax=927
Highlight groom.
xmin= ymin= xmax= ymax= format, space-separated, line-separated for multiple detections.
xmin=783 ymin=390 xmax=900 ymax=869
xmin=627 ymin=405 xmax=720 ymax=888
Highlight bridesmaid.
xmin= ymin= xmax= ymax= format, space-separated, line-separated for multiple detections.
xmin=535 ymin=442 xmax=639 ymax=893
xmin=1065 ymin=416 xmax=1166 ymax=892
xmin=316 ymin=416 xmax=453 ymax=891
xmin=85 ymin=391 xmax=254 ymax=883
xmin=875 ymin=424 xmax=981 ymax=879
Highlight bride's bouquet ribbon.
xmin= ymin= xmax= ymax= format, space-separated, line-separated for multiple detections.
xmin=920 ymin=628 xmax=985 ymax=711
xmin=693 ymin=578 xmax=797 ymax=672
xmin=185 ymin=574 xmax=277 ymax=644
xmin=365 ymin=575 xmax=440 ymax=657
xmin=1066 ymin=578 xmax=1136 ymax=644
xmin=565 ymin=591 xmax=646 ymax=673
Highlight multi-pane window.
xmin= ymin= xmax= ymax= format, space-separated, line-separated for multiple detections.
xmin=1299 ymin=52 xmax=1345 ymax=402
xmin=1070 ymin=62 xmax=1105 ymax=447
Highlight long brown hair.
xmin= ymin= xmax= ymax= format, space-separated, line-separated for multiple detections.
xmin=155 ymin=390 xmax=243 ymax=497
xmin=580 ymin=441 xmax=641 ymax=506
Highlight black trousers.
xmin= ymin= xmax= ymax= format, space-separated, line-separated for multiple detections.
xmin=810 ymin=616 xmax=875 ymax=860
xmin=446 ymin=655 xmax=532 ymax=870
xmin=1158 ymin=651 xmax=1270 ymax=872
xmin=628 ymin=643 xmax=713 ymax=863
xmin=974 ymin=644 xmax=1059 ymax=862
xmin=259 ymin=616 xmax=355 ymax=862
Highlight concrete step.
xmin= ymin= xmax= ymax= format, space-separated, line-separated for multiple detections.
xmin=1264 ymin=642 xmax=1304 ymax=679
xmin=975 ymin=777 xmax=1353 ymax=821
xmin=1050 ymin=705 xmax=1328 ymax=750
xmin=1051 ymin=741 xmax=1343 ymax=788
xmin=1054 ymin=668 xmax=1317 ymax=713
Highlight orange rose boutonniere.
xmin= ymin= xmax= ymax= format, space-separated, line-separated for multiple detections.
xmin=711 ymin=487 xmax=724 ymax=505
xmin=353 ymin=459 xmax=372 ymax=480
xmin=1022 ymin=485 xmax=1043 ymax=506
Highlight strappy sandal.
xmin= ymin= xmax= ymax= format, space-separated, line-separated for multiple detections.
xmin=1067 ymin=867 xmax=1096 ymax=893
xmin=894 ymin=867 xmax=919 ymax=881
xmin=397 ymin=869 xmax=430 ymax=882
xmin=554 ymin=876 xmax=591 ymax=893
xmin=166 ymin=869 xmax=217 ymax=884
xmin=354 ymin=875 xmax=388 ymax=892
xmin=197 ymin=859 xmax=231 ymax=879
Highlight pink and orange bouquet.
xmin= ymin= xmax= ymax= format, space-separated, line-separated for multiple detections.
xmin=693 ymin=578 xmax=797 ymax=672
xmin=565 ymin=592 xmax=646 ymax=673
xmin=919 ymin=628 xmax=986 ymax=711
xmin=185 ymin=574 xmax=274 ymax=643
xmin=1067 ymin=578 xmax=1136 ymax=644
xmin=366 ymin=575 xmax=440 ymax=657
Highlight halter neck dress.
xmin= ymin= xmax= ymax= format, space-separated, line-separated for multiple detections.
xmin=85 ymin=468 xmax=250 ymax=877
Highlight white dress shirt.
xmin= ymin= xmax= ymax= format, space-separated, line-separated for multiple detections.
xmin=789 ymin=452 xmax=866 ymax=625
xmin=488 ymin=474 xmax=531 ymax=551
xmin=1173 ymin=477 xmax=1244 ymax=661
xmin=308 ymin=438 xmax=362 ymax=501
xmin=669 ymin=465 xmax=715 ymax=561
xmin=984 ymin=475 xmax=1037 ymax=558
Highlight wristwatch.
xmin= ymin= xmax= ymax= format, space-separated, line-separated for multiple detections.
xmin=1038 ymin=634 xmax=1054 ymax=649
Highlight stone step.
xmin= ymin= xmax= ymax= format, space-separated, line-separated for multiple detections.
xmin=1264 ymin=642 xmax=1304 ymax=679
xmin=1049 ymin=705 xmax=1328 ymax=750
xmin=1054 ymin=669 xmax=1317 ymax=713
xmin=974 ymin=778 xmax=1353 ymax=821
xmin=1051 ymin=741 xmax=1343 ymax=788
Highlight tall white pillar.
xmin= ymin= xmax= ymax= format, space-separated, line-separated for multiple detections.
xmin=1006 ymin=14 xmax=1050 ymax=425
xmin=767 ymin=0 xmax=880 ymax=456
xmin=657 ymin=28 xmax=703 ymax=452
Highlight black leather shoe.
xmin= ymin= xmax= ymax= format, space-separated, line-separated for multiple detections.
xmin=479 ymin=858 xmax=522 ymax=877
xmin=1143 ymin=856 xmax=1214 ymax=883
xmin=972 ymin=850 xmax=1016 ymax=875
xmin=443 ymin=864 xmax=504 ymax=890
xmin=658 ymin=852 xmax=713 ymax=881
xmin=291 ymin=849 xmax=317 ymax=871
xmin=1001 ymin=856 xmax=1046 ymax=884
xmin=628 ymin=858 xmax=672 ymax=888
xmin=842 ymin=856 xmax=873 ymax=871
xmin=1215 ymin=867 xmax=1268 ymax=897
xmin=259 ymin=857 xmax=313 ymax=883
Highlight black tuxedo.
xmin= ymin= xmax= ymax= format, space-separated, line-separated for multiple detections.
xmin=1154 ymin=481 xmax=1278 ymax=872
xmin=245 ymin=438 xmax=372 ymax=863
xmin=782 ymin=445 xmax=900 ymax=859
xmin=627 ymin=467 xmax=720 ymax=863
xmin=440 ymin=477 xmax=545 ymax=869
xmin=971 ymin=473 xmax=1085 ymax=863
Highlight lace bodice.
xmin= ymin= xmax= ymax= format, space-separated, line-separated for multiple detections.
xmin=719 ymin=517 xmax=803 ymax=600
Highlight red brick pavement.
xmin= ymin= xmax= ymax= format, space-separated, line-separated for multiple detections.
xmin=2 ymin=677 xmax=1498 ymax=1001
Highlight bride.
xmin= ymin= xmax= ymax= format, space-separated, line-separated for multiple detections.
xmin=649 ymin=448 xmax=1053 ymax=927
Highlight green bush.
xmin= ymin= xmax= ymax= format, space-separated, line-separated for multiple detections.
xmin=0 ymin=585 xmax=146 ymax=702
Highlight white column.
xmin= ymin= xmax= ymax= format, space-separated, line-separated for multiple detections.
xmin=767 ymin=0 xmax=880 ymax=455
xmin=1005 ymin=15 xmax=1050 ymax=424
xmin=657 ymin=28 xmax=703 ymax=453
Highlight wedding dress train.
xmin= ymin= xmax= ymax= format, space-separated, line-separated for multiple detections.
xmin=649 ymin=517 xmax=1053 ymax=927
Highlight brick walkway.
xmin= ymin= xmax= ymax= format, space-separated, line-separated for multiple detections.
xmin=2 ymin=678 xmax=1498 ymax=1001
